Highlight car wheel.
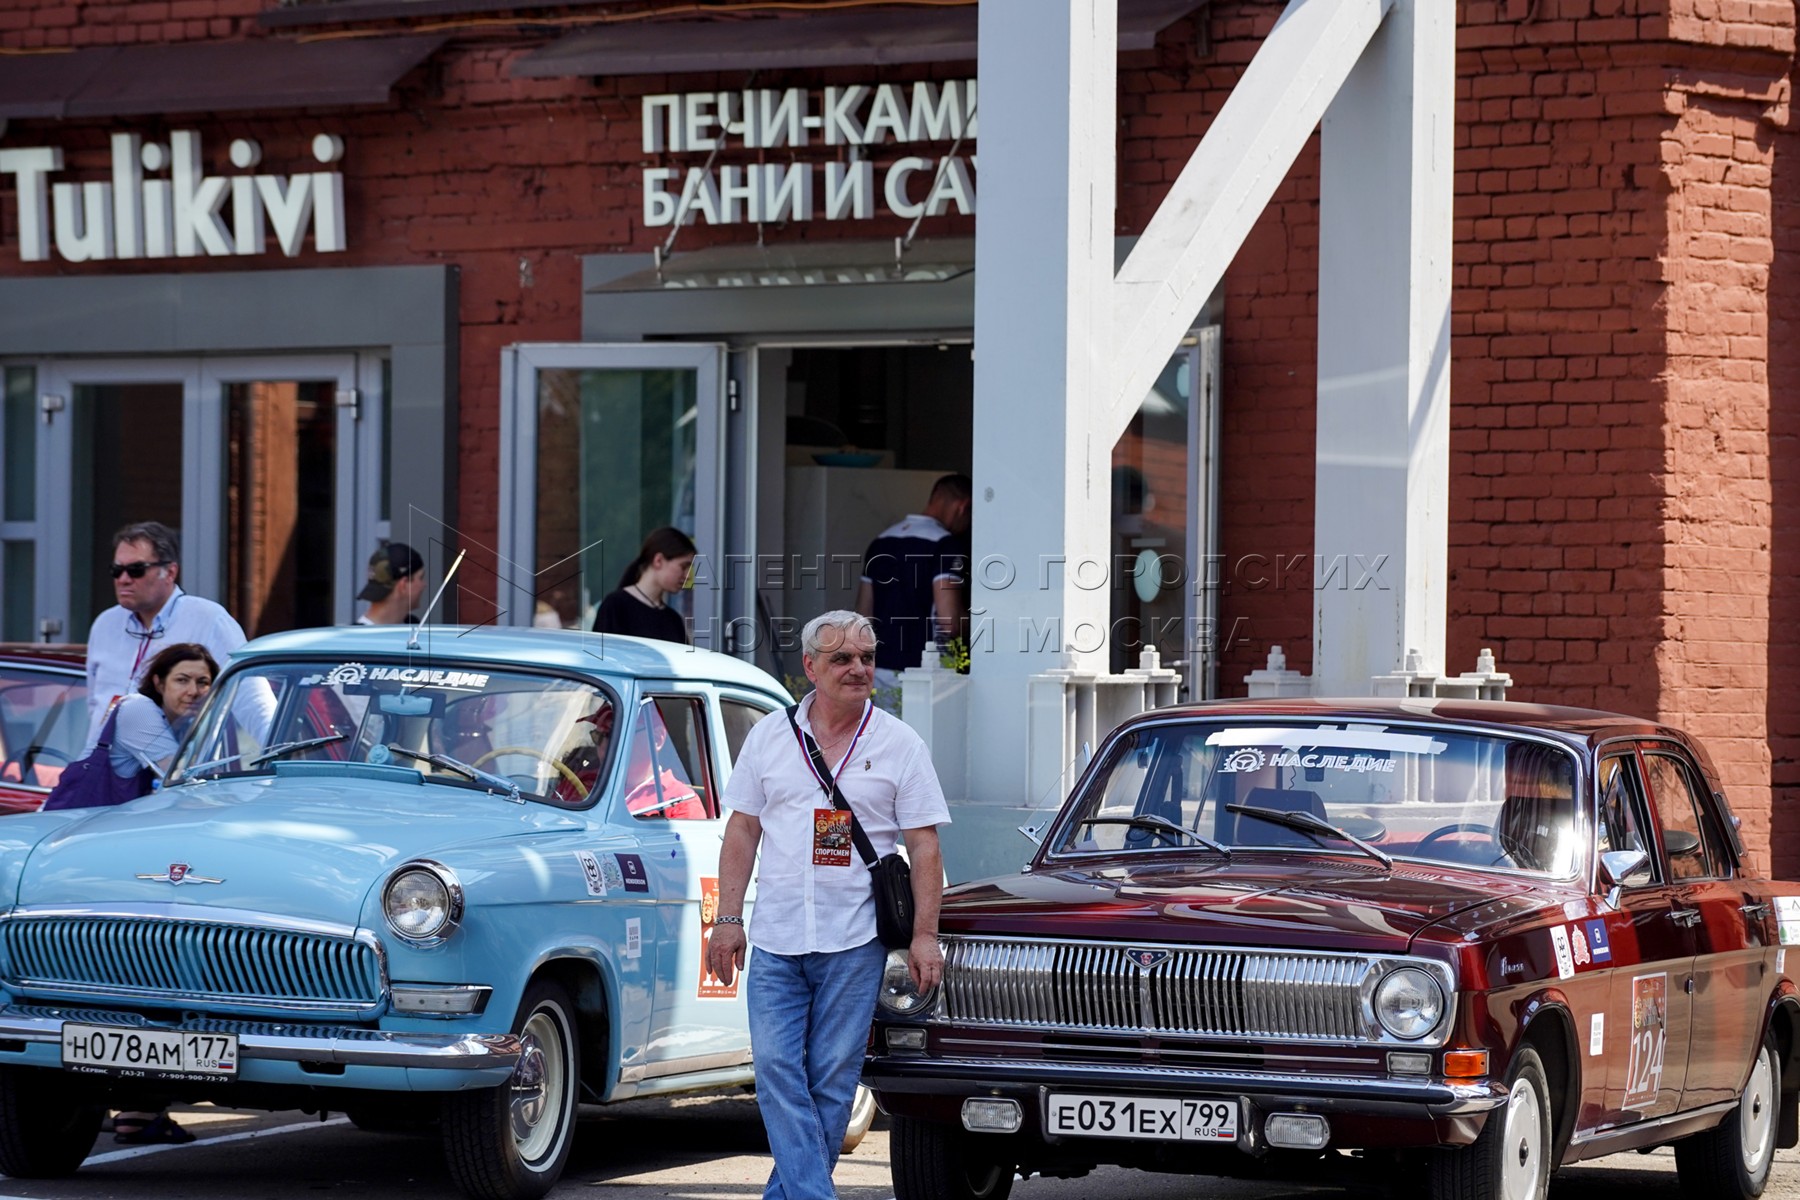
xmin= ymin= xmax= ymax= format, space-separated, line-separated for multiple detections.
xmin=890 ymin=1114 xmax=1014 ymax=1200
xmin=1675 ymin=1029 xmax=1779 ymax=1200
xmin=441 ymin=981 xmax=580 ymax=1200
xmin=1429 ymin=1044 xmax=1552 ymax=1200
xmin=841 ymin=1084 xmax=877 ymax=1153
xmin=0 ymin=1065 xmax=103 ymax=1177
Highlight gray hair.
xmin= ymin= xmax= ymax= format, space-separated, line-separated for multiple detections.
xmin=801 ymin=610 xmax=876 ymax=658
xmin=112 ymin=521 xmax=180 ymax=564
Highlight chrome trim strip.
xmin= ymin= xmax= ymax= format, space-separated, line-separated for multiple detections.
xmin=0 ymin=905 xmax=360 ymax=940
xmin=0 ymin=1008 xmax=519 ymax=1072
xmin=639 ymin=1047 xmax=755 ymax=1080
xmin=934 ymin=1034 xmax=1371 ymax=1067
xmin=1570 ymin=1098 xmax=1737 ymax=1145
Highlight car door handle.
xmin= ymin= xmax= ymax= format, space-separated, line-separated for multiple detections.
xmin=1741 ymin=903 xmax=1772 ymax=919
xmin=1668 ymin=909 xmax=1702 ymax=927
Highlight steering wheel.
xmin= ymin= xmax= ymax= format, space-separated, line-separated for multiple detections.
xmin=1415 ymin=822 xmax=1538 ymax=868
xmin=470 ymin=746 xmax=588 ymax=800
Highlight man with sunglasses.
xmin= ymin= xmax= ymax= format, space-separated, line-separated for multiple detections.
xmin=83 ymin=521 xmax=250 ymax=749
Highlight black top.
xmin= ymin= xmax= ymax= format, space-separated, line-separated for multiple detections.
xmin=861 ymin=515 xmax=956 ymax=672
xmin=592 ymin=589 xmax=689 ymax=645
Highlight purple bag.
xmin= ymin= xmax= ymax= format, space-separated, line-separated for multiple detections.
xmin=41 ymin=706 xmax=155 ymax=811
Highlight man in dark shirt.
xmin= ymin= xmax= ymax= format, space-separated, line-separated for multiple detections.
xmin=854 ymin=473 xmax=971 ymax=708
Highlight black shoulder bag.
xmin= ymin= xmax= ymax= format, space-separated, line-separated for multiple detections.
xmin=786 ymin=705 xmax=915 ymax=950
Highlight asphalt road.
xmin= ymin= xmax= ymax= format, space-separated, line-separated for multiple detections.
xmin=0 ymin=1093 xmax=1795 ymax=1200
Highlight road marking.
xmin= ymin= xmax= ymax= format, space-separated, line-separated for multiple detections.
xmin=0 ymin=1115 xmax=349 ymax=1185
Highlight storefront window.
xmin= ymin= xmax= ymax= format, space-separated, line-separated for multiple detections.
xmin=225 ymin=380 xmax=337 ymax=636
xmin=1 ymin=543 xmax=33 ymax=643
xmin=70 ymin=382 xmax=183 ymax=631
xmin=1109 ymin=348 xmax=1193 ymax=680
xmin=534 ymin=368 xmax=698 ymax=630
xmin=3 ymin=367 xmax=34 ymax=523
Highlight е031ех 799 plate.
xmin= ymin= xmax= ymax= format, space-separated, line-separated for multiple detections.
xmin=1045 ymin=1093 xmax=1238 ymax=1142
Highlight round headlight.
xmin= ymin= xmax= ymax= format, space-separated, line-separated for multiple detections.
xmin=383 ymin=862 xmax=462 ymax=942
xmin=1374 ymin=967 xmax=1445 ymax=1040
xmin=876 ymin=949 xmax=939 ymax=1016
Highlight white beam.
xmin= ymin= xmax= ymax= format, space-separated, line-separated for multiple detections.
xmin=1107 ymin=0 xmax=1392 ymax=439
xmin=967 ymin=0 xmax=1116 ymax=804
xmin=1312 ymin=0 xmax=1453 ymax=693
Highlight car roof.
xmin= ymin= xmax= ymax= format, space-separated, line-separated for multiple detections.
xmin=1126 ymin=695 xmax=1672 ymax=750
xmin=232 ymin=625 xmax=792 ymax=697
xmin=0 ymin=644 xmax=85 ymax=673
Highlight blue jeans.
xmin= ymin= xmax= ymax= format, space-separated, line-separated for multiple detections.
xmin=746 ymin=938 xmax=886 ymax=1200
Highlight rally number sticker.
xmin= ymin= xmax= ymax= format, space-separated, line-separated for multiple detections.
xmin=1623 ymin=973 xmax=1668 ymax=1110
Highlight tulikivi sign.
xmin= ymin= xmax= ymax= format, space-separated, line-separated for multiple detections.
xmin=641 ymin=80 xmax=978 ymax=227
xmin=0 ymin=130 xmax=347 ymax=263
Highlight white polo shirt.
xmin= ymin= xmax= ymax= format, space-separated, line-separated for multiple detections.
xmin=723 ymin=693 xmax=951 ymax=955
xmin=84 ymin=589 xmax=247 ymax=749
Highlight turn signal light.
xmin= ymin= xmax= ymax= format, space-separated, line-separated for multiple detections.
xmin=1443 ymin=1050 xmax=1490 ymax=1078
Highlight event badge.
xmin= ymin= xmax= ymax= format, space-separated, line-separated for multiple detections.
xmin=813 ymin=809 xmax=853 ymax=866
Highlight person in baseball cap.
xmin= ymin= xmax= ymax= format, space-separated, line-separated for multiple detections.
xmin=355 ymin=541 xmax=426 ymax=624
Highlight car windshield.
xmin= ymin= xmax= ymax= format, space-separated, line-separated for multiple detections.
xmin=1053 ymin=720 xmax=1581 ymax=878
xmin=169 ymin=659 xmax=617 ymax=807
xmin=0 ymin=665 xmax=86 ymax=791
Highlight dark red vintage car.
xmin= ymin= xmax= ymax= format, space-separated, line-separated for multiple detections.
xmin=867 ymin=698 xmax=1798 ymax=1200
xmin=0 ymin=648 xmax=86 ymax=814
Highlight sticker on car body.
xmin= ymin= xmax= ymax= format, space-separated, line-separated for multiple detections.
xmin=1775 ymin=897 xmax=1800 ymax=944
xmin=1589 ymin=1012 xmax=1603 ymax=1056
xmin=1549 ymin=926 xmax=1575 ymax=980
xmin=1624 ymin=973 xmax=1668 ymax=1110
xmin=1583 ymin=919 xmax=1611 ymax=962
xmin=697 ymin=876 xmax=740 ymax=1001
xmin=616 ymin=853 xmax=649 ymax=893
xmin=625 ymin=917 xmax=642 ymax=960
xmin=574 ymin=850 xmax=607 ymax=897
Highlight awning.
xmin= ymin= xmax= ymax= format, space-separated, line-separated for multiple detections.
xmin=0 ymin=36 xmax=446 ymax=120
xmin=515 ymin=0 xmax=1205 ymax=79
xmin=589 ymin=238 xmax=976 ymax=293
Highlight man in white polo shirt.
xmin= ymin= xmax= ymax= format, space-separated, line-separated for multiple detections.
xmin=707 ymin=610 xmax=949 ymax=1200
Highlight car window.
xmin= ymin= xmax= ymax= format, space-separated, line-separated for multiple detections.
xmin=171 ymin=659 xmax=616 ymax=807
xmin=0 ymin=669 xmax=86 ymax=790
xmin=1053 ymin=720 xmax=1581 ymax=876
xmin=623 ymin=696 xmax=717 ymax=821
xmin=721 ymin=699 xmax=775 ymax=765
xmin=1642 ymin=751 xmax=1731 ymax=880
xmin=1596 ymin=753 xmax=1657 ymax=883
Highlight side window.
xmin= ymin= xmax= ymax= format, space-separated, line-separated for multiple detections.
xmin=1595 ymin=754 xmax=1656 ymax=881
xmin=624 ymin=697 xmax=717 ymax=821
xmin=721 ymin=700 xmax=774 ymax=765
xmin=1643 ymin=752 xmax=1731 ymax=880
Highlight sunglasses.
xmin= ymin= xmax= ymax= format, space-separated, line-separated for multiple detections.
xmin=109 ymin=560 xmax=171 ymax=580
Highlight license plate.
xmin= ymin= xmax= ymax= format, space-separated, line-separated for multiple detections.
xmin=1046 ymin=1093 xmax=1238 ymax=1142
xmin=60 ymin=1023 xmax=238 ymax=1080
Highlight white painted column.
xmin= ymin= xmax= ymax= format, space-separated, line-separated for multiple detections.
xmin=1312 ymin=0 xmax=1452 ymax=695
xmin=968 ymin=0 xmax=1117 ymax=806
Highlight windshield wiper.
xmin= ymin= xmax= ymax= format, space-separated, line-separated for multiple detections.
xmin=246 ymin=733 xmax=348 ymax=770
xmin=1223 ymin=803 xmax=1393 ymax=868
xmin=1074 ymin=815 xmax=1231 ymax=856
xmin=385 ymin=745 xmax=523 ymax=804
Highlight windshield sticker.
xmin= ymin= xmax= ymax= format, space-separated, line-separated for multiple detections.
xmin=1589 ymin=1012 xmax=1604 ymax=1056
xmin=1548 ymin=926 xmax=1575 ymax=980
xmin=1583 ymin=919 xmax=1611 ymax=962
xmin=326 ymin=663 xmax=368 ymax=687
xmin=697 ymin=876 xmax=740 ymax=1001
xmin=1624 ymin=974 xmax=1668 ymax=1109
xmin=322 ymin=662 xmax=490 ymax=691
xmin=1219 ymin=748 xmax=1395 ymax=774
xmin=1776 ymin=897 xmax=1800 ymax=944
xmin=616 ymin=853 xmax=649 ymax=893
xmin=575 ymin=850 xmax=607 ymax=897
xmin=1207 ymin=726 xmax=1447 ymax=755
xmin=624 ymin=917 xmax=643 ymax=960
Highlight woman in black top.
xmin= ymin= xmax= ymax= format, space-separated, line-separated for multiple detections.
xmin=592 ymin=527 xmax=696 ymax=645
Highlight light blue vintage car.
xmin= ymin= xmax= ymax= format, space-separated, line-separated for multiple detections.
xmin=0 ymin=625 xmax=810 ymax=1200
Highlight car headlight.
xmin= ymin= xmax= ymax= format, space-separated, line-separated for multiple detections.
xmin=383 ymin=861 xmax=463 ymax=943
xmin=1373 ymin=966 xmax=1445 ymax=1040
xmin=876 ymin=948 xmax=939 ymax=1016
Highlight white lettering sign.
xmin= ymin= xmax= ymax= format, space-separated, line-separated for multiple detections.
xmin=640 ymin=80 xmax=978 ymax=227
xmin=0 ymin=130 xmax=348 ymax=264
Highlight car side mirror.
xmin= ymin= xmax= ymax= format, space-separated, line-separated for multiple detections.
xmin=1599 ymin=849 xmax=1652 ymax=907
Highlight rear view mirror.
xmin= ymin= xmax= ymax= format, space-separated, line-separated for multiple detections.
xmin=1598 ymin=849 xmax=1652 ymax=907
xmin=378 ymin=692 xmax=441 ymax=718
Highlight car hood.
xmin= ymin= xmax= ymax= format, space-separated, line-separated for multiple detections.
xmin=12 ymin=777 xmax=586 ymax=916
xmin=940 ymin=856 xmax=1535 ymax=954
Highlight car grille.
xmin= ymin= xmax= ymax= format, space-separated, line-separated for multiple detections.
xmin=941 ymin=936 xmax=1378 ymax=1042
xmin=1 ymin=916 xmax=384 ymax=1013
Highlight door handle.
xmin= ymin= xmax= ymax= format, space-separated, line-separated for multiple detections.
xmin=1668 ymin=909 xmax=1702 ymax=928
xmin=1741 ymin=903 xmax=1772 ymax=919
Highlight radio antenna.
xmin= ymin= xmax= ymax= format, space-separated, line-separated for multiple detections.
xmin=408 ymin=549 xmax=467 ymax=650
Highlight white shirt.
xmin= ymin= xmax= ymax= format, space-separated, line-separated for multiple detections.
xmin=108 ymin=693 xmax=192 ymax=779
xmin=84 ymin=588 xmax=246 ymax=749
xmin=723 ymin=693 xmax=951 ymax=955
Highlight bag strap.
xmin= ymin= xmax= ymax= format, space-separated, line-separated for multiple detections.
xmin=786 ymin=704 xmax=879 ymax=867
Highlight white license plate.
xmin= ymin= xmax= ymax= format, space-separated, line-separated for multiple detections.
xmin=60 ymin=1023 xmax=238 ymax=1080
xmin=1046 ymin=1093 xmax=1238 ymax=1142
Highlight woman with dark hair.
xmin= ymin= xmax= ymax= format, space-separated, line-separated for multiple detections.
xmin=110 ymin=643 xmax=218 ymax=783
xmin=591 ymin=527 xmax=696 ymax=646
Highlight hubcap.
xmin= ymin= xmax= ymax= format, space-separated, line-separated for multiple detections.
xmin=1500 ymin=1076 xmax=1543 ymax=1200
xmin=1741 ymin=1046 xmax=1777 ymax=1176
xmin=508 ymin=1008 xmax=567 ymax=1165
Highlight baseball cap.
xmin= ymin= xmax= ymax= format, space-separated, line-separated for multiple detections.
xmin=357 ymin=542 xmax=424 ymax=602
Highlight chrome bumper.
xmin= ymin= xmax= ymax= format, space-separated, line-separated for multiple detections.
xmin=0 ymin=1006 xmax=521 ymax=1072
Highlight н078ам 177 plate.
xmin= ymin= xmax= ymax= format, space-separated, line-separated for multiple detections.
xmin=61 ymin=1023 xmax=238 ymax=1081
xmin=1046 ymin=1093 xmax=1238 ymax=1142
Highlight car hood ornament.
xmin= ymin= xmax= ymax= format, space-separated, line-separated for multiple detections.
xmin=136 ymin=863 xmax=224 ymax=886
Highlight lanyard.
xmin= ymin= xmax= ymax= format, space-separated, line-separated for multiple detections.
xmin=792 ymin=700 xmax=872 ymax=793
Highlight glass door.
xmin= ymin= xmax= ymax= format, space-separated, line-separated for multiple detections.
xmin=500 ymin=344 xmax=726 ymax=645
